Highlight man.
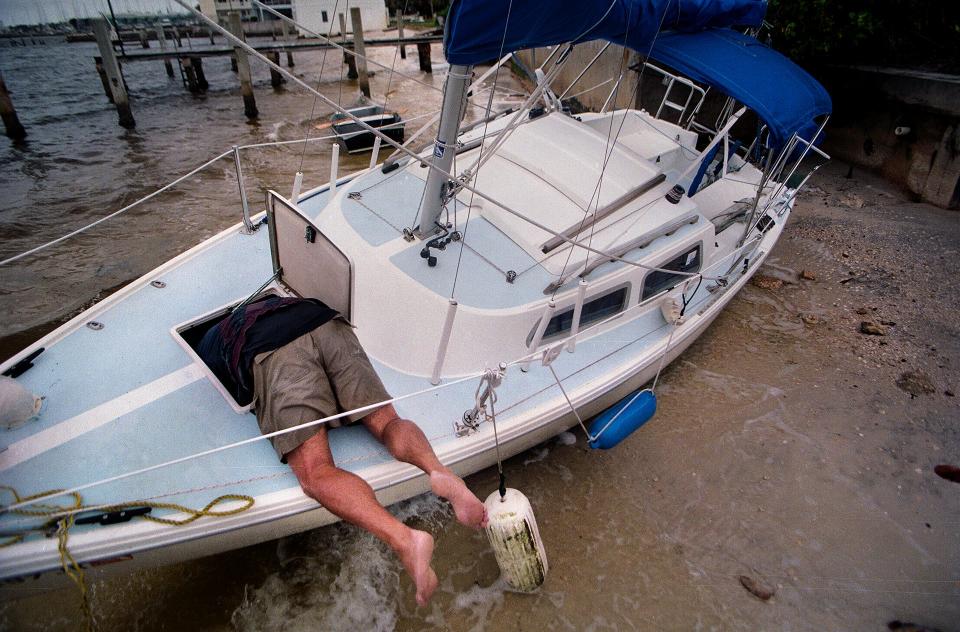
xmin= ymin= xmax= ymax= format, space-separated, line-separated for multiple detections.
xmin=198 ymin=297 xmax=486 ymax=606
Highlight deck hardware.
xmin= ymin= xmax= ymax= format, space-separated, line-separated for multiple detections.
xmin=304 ymin=225 xmax=316 ymax=243
xmin=665 ymin=184 xmax=685 ymax=204
xmin=402 ymin=227 xmax=415 ymax=242
xmin=420 ymin=225 xmax=460 ymax=267
xmin=505 ymin=270 xmax=517 ymax=283
xmin=150 ymin=280 xmax=166 ymax=289
xmin=2 ymin=347 xmax=44 ymax=378
xmin=86 ymin=321 xmax=104 ymax=331
xmin=347 ymin=191 xmax=362 ymax=200
xmin=75 ymin=506 xmax=152 ymax=526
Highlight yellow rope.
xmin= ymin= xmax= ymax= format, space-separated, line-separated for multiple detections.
xmin=0 ymin=485 xmax=255 ymax=631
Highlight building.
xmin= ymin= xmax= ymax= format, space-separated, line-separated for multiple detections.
xmin=198 ymin=0 xmax=387 ymax=36
xmin=198 ymin=0 xmax=294 ymax=34
xmin=294 ymin=0 xmax=387 ymax=36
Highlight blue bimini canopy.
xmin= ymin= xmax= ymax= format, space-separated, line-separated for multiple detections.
xmin=444 ymin=0 xmax=766 ymax=66
xmin=650 ymin=29 xmax=832 ymax=149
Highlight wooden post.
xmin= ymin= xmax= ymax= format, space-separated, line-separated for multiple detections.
xmin=172 ymin=27 xmax=182 ymax=47
xmin=350 ymin=7 xmax=370 ymax=98
xmin=398 ymin=13 xmax=406 ymax=59
xmin=92 ymin=18 xmax=135 ymax=129
xmin=281 ymin=20 xmax=294 ymax=67
xmin=417 ymin=42 xmax=432 ymax=73
xmin=0 ymin=71 xmax=26 ymax=141
xmin=268 ymin=51 xmax=284 ymax=88
xmin=139 ymin=30 xmax=149 ymax=48
xmin=181 ymin=57 xmax=200 ymax=93
xmin=339 ymin=13 xmax=357 ymax=80
xmin=227 ymin=12 xmax=257 ymax=119
xmin=192 ymin=57 xmax=208 ymax=91
xmin=94 ymin=56 xmax=114 ymax=102
xmin=156 ymin=26 xmax=174 ymax=77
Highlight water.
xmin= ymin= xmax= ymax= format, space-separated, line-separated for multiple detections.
xmin=2 ymin=39 xmax=959 ymax=631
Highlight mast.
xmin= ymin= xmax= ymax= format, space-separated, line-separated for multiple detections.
xmin=416 ymin=64 xmax=473 ymax=237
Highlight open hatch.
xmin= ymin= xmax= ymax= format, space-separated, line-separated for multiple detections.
xmin=172 ymin=191 xmax=354 ymax=411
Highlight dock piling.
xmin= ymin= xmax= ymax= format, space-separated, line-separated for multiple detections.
xmin=339 ymin=13 xmax=358 ymax=80
xmin=268 ymin=52 xmax=284 ymax=88
xmin=208 ymin=28 xmax=216 ymax=45
xmin=92 ymin=18 xmax=135 ymax=129
xmin=281 ymin=20 xmax=295 ymax=67
xmin=417 ymin=42 xmax=432 ymax=73
xmin=0 ymin=71 xmax=27 ymax=141
xmin=350 ymin=7 xmax=371 ymax=98
xmin=139 ymin=30 xmax=149 ymax=48
xmin=156 ymin=27 xmax=175 ymax=77
xmin=227 ymin=12 xmax=258 ymax=119
xmin=181 ymin=57 xmax=200 ymax=93
xmin=94 ymin=56 xmax=114 ymax=103
xmin=192 ymin=57 xmax=208 ymax=91
xmin=398 ymin=14 xmax=406 ymax=59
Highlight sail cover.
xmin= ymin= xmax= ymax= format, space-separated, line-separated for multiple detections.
xmin=443 ymin=0 xmax=766 ymax=65
xmin=650 ymin=29 xmax=832 ymax=148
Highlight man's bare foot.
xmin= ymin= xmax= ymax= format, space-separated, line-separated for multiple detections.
xmin=397 ymin=529 xmax=438 ymax=606
xmin=430 ymin=470 xmax=488 ymax=529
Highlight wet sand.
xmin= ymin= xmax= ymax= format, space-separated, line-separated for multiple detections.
xmin=2 ymin=159 xmax=957 ymax=630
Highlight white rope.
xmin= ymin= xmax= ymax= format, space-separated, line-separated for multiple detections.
xmin=1 ymin=371 xmax=484 ymax=513
xmin=0 ymin=149 xmax=233 ymax=267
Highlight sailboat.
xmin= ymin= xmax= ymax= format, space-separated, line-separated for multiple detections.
xmin=0 ymin=0 xmax=830 ymax=595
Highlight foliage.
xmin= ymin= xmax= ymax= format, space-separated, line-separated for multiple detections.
xmin=767 ymin=0 xmax=960 ymax=71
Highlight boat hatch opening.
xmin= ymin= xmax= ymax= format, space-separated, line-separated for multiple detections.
xmin=526 ymin=285 xmax=629 ymax=346
xmin=266 ymin=190 xmax=353 ymax=320
xmin=641 ymin=244 xmax=701 ymax=300
xmin=172 ymin=289 xmax=281 ymax=412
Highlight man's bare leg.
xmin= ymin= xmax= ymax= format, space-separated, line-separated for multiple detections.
xmin=363 ymin=405 xmax=487 ymax=529
xmin=287 ymin=429 xmax=438 ymax=606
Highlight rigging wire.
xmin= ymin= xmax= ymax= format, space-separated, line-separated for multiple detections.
xmin=551 ymin=0 xmax=672 ymax=300
xmin=297 ymin=0 xmax=344 ymax=174
xmin=449 ymin=0 xmax=516 ymax=299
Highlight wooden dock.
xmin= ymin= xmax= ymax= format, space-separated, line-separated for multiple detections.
xmin=115 ymin=33 xmax=443 ymax=62
xmin=0 ymin=11 xmax=444 ymax=136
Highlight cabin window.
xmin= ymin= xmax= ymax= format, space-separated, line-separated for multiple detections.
xmin=527 ymin=286 xmax=629 ymax=346
xmin=641 ymin=244 xmax=701 ymax=300
xmin=321 ymin=10 xmax=329 ymax=22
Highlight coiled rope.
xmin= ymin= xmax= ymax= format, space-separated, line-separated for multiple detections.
xmin=0 ymin=485 xmax=254 ymax=632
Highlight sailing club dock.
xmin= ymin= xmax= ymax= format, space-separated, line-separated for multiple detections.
xmin=0 ymin=10 xmax=443 ymax=137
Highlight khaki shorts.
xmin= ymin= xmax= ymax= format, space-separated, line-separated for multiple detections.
xmin=251 ymin=319 xmax=391 ymax=462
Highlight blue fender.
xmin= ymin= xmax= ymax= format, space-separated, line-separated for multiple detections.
xmin=588 ymin=389 xmax=657 ymax=449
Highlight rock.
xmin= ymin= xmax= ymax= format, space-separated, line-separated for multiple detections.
xmin=738 ymin=575 xmax=775 ymax=601
xmin=751 ymin=274 xmax=783 ymax=290
xmin=840 ymin=193 xmax=866 ymax=209
xmin=800 ymin=313 xmax=819 ymax=325
xmin=859 ymin=321 xmax=888 ymax=336
xmin=800 ymin=269 xmax=816 ymax=281
xmin=933 ymin=464 xmax=960 ymax=483
xmin=854 ymin=307 xmax=869 ymax=315
xmin=945 ymin=389 xmax=955 ymax=397
xmin=896 ymin=371 xmax=936 ymax=396
xmin=880 ymin=319 xmax=897 ymax=326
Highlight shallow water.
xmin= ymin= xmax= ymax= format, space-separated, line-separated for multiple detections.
xmin=2 ymin=37 xmax=959 ymax=632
